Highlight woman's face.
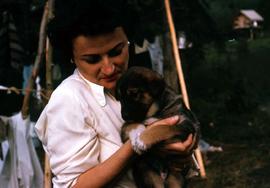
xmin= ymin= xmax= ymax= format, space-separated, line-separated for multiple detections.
xmin=72 ymin=27 xmax=129 ymax=93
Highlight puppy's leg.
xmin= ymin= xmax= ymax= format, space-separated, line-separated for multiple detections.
xmin=121 ymin=123 xmax=145 ymax=142
xmin=133 ymin=161 xmax=164 ymax=188
xmin=139 ymin=119 xmax=187 ymax=148
xmin=165 ymin=173 xmax=184 ymax=188
xmin=145 ymin=171 xmax=164 ymax=188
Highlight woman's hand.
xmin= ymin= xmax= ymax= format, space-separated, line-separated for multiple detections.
xmin=144 ymin=116 xmax=199 ymax=155
xmin=140 ymin=115 xmax=180 ymax=145
xmin=163 ymin=134 xmax=194 ymax=154
xmin=129 ymin=115 xmax=186 ymax=155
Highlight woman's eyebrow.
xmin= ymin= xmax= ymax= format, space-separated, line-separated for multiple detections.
xmin=108 ymin=42 xmax=125 ymax=52
xmin=81 ymin=54 xmax=99 ymax=58
xmin=80 ymin=42 xmax=125 ymax=58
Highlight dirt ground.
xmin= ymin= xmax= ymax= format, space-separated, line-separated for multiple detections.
xmin=188 ymin=108 xmax=270 ymax=188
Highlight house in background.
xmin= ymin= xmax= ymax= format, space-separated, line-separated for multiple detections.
xmin=233 ymin=9 xmax=264 ymax=40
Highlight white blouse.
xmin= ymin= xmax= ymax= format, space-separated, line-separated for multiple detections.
xmin=35 ymin=69 xmax=135 ymax=188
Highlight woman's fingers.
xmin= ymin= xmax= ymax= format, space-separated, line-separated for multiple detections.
xmin=163 ymin=134 xmax=194 ymax=154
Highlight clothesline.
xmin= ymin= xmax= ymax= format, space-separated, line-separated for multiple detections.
xmin=0 ymin=85 xmax=50 ymax=100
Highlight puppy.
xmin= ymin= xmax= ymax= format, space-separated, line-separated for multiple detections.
xmin=116 ymin=66 xmax=200 ymax=188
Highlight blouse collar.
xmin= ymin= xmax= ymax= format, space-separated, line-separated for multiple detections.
xmin=75 ymin=69 xmax=107 ymax=107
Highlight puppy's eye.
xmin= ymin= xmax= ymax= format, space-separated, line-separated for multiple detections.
xmin=127 ymin=88 xmax=142 ymax=101
xmin=127 ymin=88 xmax=139 ymax=96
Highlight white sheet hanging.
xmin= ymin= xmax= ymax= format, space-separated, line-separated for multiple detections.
xmin=147 ymin=36 xmax=164 ymax=75
xmin=0 ymin=112 xmax=43 ymax=188
xmin=0 ymin=141 xmax=8 ymax=173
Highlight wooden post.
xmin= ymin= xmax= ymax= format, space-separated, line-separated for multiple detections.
xmin=164 ymin=0 xmax=206 ymax=178
xmin=44 ymin=38 xmax=53 ymax=188
xmin=44 ymin=156 xmax=52 ymax=188
xmin=46 ymin=0 xmax=55 ymax=94
xmin=21 ymin=2 xmax=49 ymax=119
xmin=44 ymin=0 xmax=55 ymax=187
xmin=19 ymin=1 xmax=53 ymax=187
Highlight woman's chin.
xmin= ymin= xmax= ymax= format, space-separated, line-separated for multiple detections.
xmin=102 ymin=81 xmax=117 ymax=91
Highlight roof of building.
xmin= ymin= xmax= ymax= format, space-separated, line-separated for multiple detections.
xmin=240 ymin=10 xmax=264 ymax=21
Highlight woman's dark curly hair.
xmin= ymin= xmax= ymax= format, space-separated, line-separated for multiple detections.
xmin=47 ymin=0 xmax=137 ymax=60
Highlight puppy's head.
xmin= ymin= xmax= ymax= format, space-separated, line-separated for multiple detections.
xmin=116 ymin=67 xmax=165 ymax=122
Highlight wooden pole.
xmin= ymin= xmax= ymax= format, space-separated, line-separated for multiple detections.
xmin=44 ymin=38 xmax=53 ymax=187
xmin=44 ymin=0 xmax=55 ymax=187
xmin=164 ymin=0 xmax=206 ymax=178
xmin=20 ymin=1 xmax=53 ymax=186
xmin=21 ymin=2 xmax=49 ymax=119
xmin=46 ymin=0 xmax=55 ymax=94
xmin=44 ymin=156 xmax=52 ymax=188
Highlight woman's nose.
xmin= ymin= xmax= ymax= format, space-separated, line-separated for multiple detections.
xmin=101 ymin=56 xmax=115 ymax=75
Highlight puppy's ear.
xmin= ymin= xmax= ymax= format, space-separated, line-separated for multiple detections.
xmin=148 ymin=74 xmax=166 ymax=98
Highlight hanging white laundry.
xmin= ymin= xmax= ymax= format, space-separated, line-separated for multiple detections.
xmin=0 ymin=115 xmax=20 ymax=188
xmin=0 ymin=112 xmax=43 ymax=188
xmin=147 ymin=36 xmax=164 ymax=75
xmin=135 ymin=39 xmax=149 ymax=54
xmin=0 ymin=85 xmax=8 ymax=90
xmin=199 ymin=139 xmax=223 ymax=153
xmin=0 ymin=141 xmax=9 ymax=173
xmin=0 ymin=116 xmax=9 ymax=173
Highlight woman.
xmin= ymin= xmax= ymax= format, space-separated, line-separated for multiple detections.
xmin=35 ymin=1 xmax=197 ymax=187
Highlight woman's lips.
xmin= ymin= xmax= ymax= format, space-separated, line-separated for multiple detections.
xmin=101 ymin=73 xmax=119 ymax=82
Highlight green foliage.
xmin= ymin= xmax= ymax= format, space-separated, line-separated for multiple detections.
xmin=125 ymin=0 xmax=219 ymax=44
xmin=203 ymin=0 xmax=269 ymax=34
xmin=189 ymin=37 xmax=270 ymax=125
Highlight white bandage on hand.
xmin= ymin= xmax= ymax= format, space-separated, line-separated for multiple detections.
xmin=129 ymin=124 xmax=147 ymax=155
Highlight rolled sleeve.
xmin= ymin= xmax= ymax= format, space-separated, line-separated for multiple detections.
xmin=35 ymin=85 xmax=100 ymax=188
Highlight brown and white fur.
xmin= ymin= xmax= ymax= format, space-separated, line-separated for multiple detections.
xmin=116 ymin=66 xmax=200 ymax=188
